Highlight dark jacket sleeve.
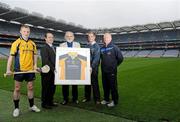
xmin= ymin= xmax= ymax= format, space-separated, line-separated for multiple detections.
xmin=91 ymin=45 xmax=100 ymax=69
xmin=40 ymin=46 xmax=55 ymax=72
xmin=114 ymin=45 xmax=124 ymax=66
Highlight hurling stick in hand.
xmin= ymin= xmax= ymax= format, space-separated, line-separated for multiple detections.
xmin=4 ymin=65 xmax=50 ymax=77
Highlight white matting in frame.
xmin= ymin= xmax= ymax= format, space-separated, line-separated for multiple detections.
xmin=55 ymin=47 xmax=91 ymax=85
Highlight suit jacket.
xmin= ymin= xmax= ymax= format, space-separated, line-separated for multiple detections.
xmin=59 ymin=41 xmax=81 ymax=48
xmin=40 ymin=43 xmax=56 ymax=73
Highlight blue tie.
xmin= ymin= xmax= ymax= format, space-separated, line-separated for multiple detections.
xmin=67 ymin=42 xmax=73 ymax=48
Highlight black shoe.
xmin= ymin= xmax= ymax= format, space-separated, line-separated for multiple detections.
xmin=82 ymin=99 xmax=90 ymax=103
xmin=61 ymin=100 xmax=68 ymax=105
xmin=72 ymin=100 xmax=79 ymax=104
xmin=50 ymin=102 xmax=58 ymax=107
xmin=95 ymin=101 xmax=101 ymax=105
xmin=42 ymin=105 xmax=52 ymax=109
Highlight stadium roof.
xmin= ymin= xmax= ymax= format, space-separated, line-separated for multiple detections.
xmin=93 ymin=20 xmax=180 ymax=35
xmin=0 ymin=2 xmax=180 ymax=35
xmin=0 ymin=2 xmax=89 ymax=34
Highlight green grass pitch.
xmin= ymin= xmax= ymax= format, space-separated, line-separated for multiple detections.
xmin=0 ymin=58 xmax=180 ymax=122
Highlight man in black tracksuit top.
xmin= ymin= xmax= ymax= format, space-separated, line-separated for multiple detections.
xmin=100 ymin=33 xmax=123 ymax=107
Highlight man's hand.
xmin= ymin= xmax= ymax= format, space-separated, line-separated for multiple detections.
xmin=34 ymin=65 xmax=41 ymax=72
xmin=36 ymin=67 xmax=42 ymax=72
xmin=90 ymin=67 xmax=92 ymax=74
xmin=54 ymin=69 xmax=57 ymax=74
xmin=6 ymin=55 xmax=13 ymax=75
xmin=6 ymin=69 xmax=13 ymax=75
xmin=34 ymin=65 xmax=38 ymax=70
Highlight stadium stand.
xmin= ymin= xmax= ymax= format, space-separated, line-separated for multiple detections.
xmin=0 ymin=47 xmax=10 ymax=56
xmin=163 ymin=49 xmax=179 ymax=57
xmin=124 ymin=50 xmax=139 ymax=57
xmin=135 ymin=50 xmax=152 ymax=57
xmin=0 ymin=53 xmax=7 ymax=59
xmin=121 ymin=51 xmax=127 ymax=55
xmin=148 ymin=50 xmax=165 ymax=57
xmin=0 ymin=2 xmax=180 ymax=58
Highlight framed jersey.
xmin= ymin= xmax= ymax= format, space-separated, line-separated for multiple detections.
xmin=55 ymin=47 xmax=91 ymax=85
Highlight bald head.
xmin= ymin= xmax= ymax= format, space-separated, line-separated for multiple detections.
xmin=103 ymin=33 xmax=112 ymax=46
xmin=65 ymin=31 xmax=75 ymax=42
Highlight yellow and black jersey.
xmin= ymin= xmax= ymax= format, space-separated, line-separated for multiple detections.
xmin=10 ymin=37 xmax=37 ymax=71
xmin=59 ymin=52 xmax=87 ymax=80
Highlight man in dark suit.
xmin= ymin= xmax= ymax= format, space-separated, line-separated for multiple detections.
xmin=40 ymin=32 xmax=57 ymax=109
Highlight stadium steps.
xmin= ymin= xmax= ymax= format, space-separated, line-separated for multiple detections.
xmin=123 ymin=51 xmax=128 ymax=56
xmin=146 ymin=50 xmax=153 ymax=57
xmin=161 ymin=50 xmax=166 ymax=57
xmin=134 ymin=50 xmax=140 ymax=57
xmin=0 ymin=52 xmax=8 ymax=58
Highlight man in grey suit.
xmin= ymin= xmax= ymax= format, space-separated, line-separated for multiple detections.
xmin=60 ymin=31 xmax=80 ymax=105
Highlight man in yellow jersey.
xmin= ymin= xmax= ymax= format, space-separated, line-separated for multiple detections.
xmin=6 ymin=25 xmax=40 ymax=117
